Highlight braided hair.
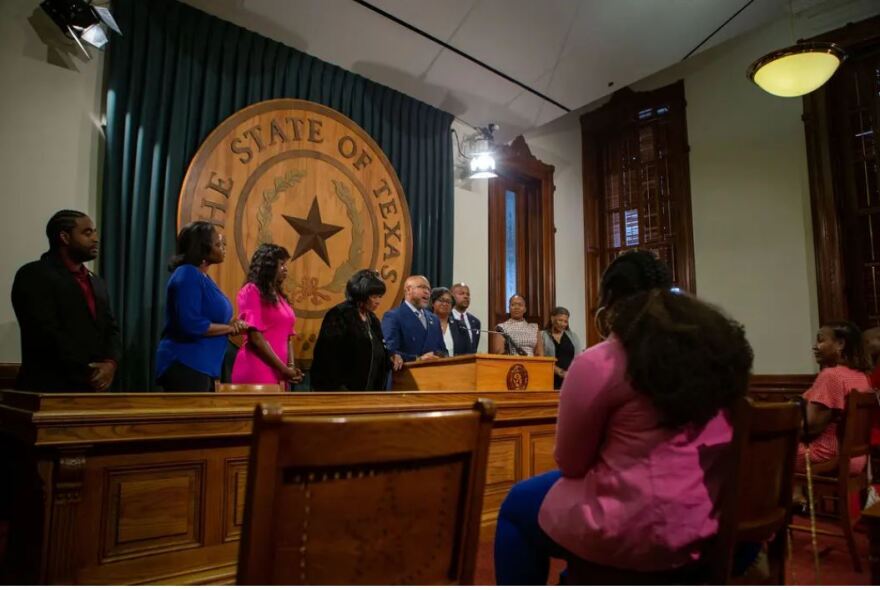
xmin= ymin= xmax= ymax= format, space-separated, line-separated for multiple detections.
xmin=46 ymin=210 xmax=87 ymax=251
xmin=245 ymin=243 xmax=291 ymax=303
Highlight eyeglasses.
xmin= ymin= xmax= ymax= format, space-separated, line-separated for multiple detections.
xmin=436 ymin=299 xmax=453 ymax=305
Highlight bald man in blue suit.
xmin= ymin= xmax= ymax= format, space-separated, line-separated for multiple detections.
xmin=381 ymin=275 xmax=448 ymax=362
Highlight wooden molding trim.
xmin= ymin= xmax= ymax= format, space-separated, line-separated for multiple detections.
xmin=0 ymin=363 xmax=20 ymax=390
xmin=802 ymin=15 xmax=880 ymax=326
xmin=748 ymin=373 xmax=814 ymax=402
xmin=488 ymin=135 xmax=556 ymax=330
xmin=580 ymin=80 xmax=696 ymax=346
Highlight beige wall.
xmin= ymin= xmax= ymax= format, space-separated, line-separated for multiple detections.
xmin=626 ymin=17 xmax=821 ymax=374
xmin=518 ymin=9 xmax=875 ymax=374
xmin=0 ymin=0 xmax=105 ymax=362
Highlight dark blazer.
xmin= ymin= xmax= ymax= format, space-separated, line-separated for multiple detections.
xmin=381 ymin=302 xmax=447 ymax=361
xmin=453 ymin=311 xmax=481 ymax=353
xmin=11 ymin=252 xmax=121 ymax=392
xmin=310 ymin=301 xmax=392 ymax=391
xmin=448 ymin=317 xmax=475 ymax=355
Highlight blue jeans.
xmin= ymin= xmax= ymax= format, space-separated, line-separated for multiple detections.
xmin=494 ymin=470 xmax=568 ymax=585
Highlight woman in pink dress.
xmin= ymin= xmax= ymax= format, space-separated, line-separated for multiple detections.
xmin=494 ymin=251 xmax=754 ymax=583
xmin=796 ymin=321 xmax=871 ymax=473
xmin=231 ymin=244 xmax=303 ymax=386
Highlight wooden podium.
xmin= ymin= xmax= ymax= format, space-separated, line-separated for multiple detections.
xmin=391 ymin=353 xmax=555 ymax=392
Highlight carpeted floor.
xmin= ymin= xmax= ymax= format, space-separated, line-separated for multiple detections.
xmin=475 ymin=516 xmax=871 ymax=585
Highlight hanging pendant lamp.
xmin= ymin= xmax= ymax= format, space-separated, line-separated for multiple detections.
xmin=747 ymin=42 xmax=846 ymax=97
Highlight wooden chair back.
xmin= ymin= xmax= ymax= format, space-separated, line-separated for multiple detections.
xmin=708 ymin=396 xmax=802 ymax=584
xmin=236 ymin=399 xmax=496 ymax=585
xmin=837 ymin=390 xmax=877 ymax=481
xmin=215 ymin=382 xmax=286 ymax=392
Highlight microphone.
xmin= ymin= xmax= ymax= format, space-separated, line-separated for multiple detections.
xmin=481 ymin=327 xmax=527 ymax=356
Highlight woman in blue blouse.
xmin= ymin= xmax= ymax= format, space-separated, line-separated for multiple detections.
xmin=156 ymin=222 xmax=248 ymax=392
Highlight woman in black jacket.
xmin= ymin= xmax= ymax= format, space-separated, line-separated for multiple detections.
xmin=310 ymin=270 xmax=403 ymax=391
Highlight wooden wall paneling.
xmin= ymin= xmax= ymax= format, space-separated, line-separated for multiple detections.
xmin=222 ymin=458 xmax=249 ymax=543
xmin=0 ymin=364 xmax=19 ymax=391
xmin=45 ymin=447 xmax=87 ymax=584
xmin=525 ymin=425 xmax=557 ymax=477
xmin=0 ymin=390 xmax=559 ymax=584
xmin=101 ymin=462 xmax=205 ymax=560
xmin=748 ymin=373 xmax=814 ymax=402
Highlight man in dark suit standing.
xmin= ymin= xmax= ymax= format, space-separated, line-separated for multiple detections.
xmin=451 ymin=282 xmax=481 ymax=353
xmin=11 ymin=210 xmax=121 ymax=392
xmin=381 ymin=275 xmax=447 ymax=361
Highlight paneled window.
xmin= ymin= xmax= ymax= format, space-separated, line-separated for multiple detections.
xmin=488 ymin=136 xmax=556 ymax=331
xmin=806 ymin=22 xmax=880 ymax=328
xmin=581 ymin=81 xmax=696 ymax=344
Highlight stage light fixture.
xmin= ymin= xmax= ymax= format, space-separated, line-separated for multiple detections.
xmin=453 ymin=123 xmax=499 ymax=180
xmin=40 ymin=0 xmax=121 ymax=60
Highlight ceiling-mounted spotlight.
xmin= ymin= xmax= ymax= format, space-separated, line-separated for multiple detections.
xmin=747 ymin=42 xmax=845 ymax=97
xmin=453 ymin=123 xmax=499 ymax=180
xmin=40 ymin=0 xmax=122 ymax=60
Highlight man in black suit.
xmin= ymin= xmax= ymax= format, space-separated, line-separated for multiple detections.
xmin=451 ymin=282 xmax=481 ymax=354
xmin=11 ymin=210 xmax=121 ymax=392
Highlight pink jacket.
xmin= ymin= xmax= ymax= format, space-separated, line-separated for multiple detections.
xmin=538 ymin=337 xmax=733 ymax=571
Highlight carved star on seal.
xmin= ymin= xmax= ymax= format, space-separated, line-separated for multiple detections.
xmin=283 ymin=196 xmax=343 ymax=266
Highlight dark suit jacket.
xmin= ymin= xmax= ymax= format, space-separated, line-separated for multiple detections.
xmin=11 ymin=252 xmax=121 ymax=392
xmin=448 ymin=317 xmax=474 ymax=356
xmin=310 ymin=301 xmax=392 ymax=391
xmin=454 ymin=311 xmax=481 ymax=353
xmin=381 ymin=302 xmax=447 ymax=361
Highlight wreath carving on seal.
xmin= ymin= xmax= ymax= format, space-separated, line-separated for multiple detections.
xmin=257 ymin=171 xmax=363 ymax=303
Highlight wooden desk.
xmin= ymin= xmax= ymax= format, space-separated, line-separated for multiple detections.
xmin=864 ymin=501 xmax=880 ymax=585
xmin=0 ymin=389 xmax=558 ymax=584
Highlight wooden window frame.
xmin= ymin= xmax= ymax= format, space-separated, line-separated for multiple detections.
xmin=581 ymin=80 xmax=696 ymax=345
xmin=487 ymin=136 xmax=556 ymax=331
xmin=803 ymin=15 xmax=880 ymax=326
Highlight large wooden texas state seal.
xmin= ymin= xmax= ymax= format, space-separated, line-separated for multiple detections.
xmin=178 ymin=99 xmax=412 ymax=365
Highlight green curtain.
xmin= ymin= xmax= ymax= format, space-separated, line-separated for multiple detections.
xmin=102 ymin=0 xmax=454 ymax=391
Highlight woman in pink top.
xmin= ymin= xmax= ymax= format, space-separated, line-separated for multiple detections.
xmin=231 ymin=244 xmax=303 ymax=386
xmin=494 ymin=251 xmax=754 ymax=584
xmin=796 ymin=321 xmax=871 ymax=473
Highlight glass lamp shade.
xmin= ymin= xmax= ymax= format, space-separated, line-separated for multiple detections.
xmin=469 ymin=152 xmax=497 ymax=179
xmin=747 ymin=42 xmax=845 ymax=98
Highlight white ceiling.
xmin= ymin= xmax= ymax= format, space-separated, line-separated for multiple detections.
xmin=180 ymin=0 xmax=869 ymax=141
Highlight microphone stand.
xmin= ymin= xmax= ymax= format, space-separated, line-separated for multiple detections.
xmin=481 ymin=328 xmax=527 ymax=356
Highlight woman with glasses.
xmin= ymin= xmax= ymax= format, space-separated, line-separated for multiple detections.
xmin=310 ymin=269 xmax=403 ymax=391
xmin=430 ymin=287 xmax=468 ymax=356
